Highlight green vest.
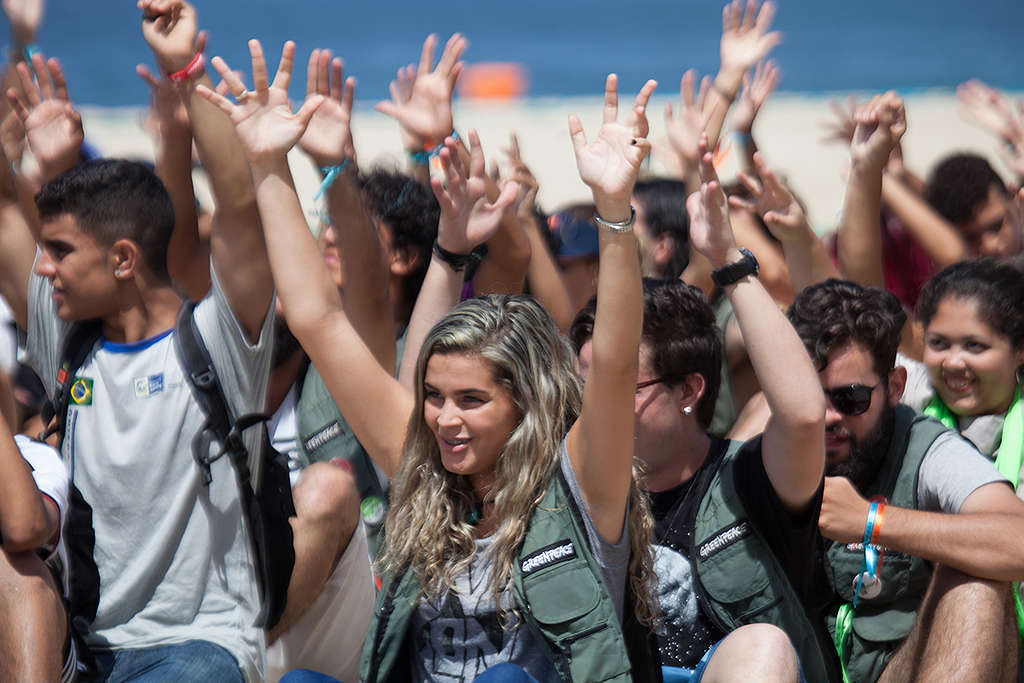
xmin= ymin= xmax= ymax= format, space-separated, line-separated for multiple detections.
xmin=707 ymin=293 xmax=737 ymax=438
xmin=296 ymin=362 xmax=390 ymax=560
xmin=825 ymin=405 xmax=948 ymax=682
xmin=693 ymin=440 xmax=839 ymax=683
xmin=359 ymin=470 xmax=662 ymax=683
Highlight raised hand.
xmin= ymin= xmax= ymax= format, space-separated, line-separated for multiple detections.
xmin=849 ymin=91 xmax=906 ymax=170
xmin=375 ymin=34 xmax=465 ymax=145
xmin=729 ymin=151 xmax=808 ymax=242
xmin=195 ymin=40 xmax=323 ymax=164
xmin=957 ymin=79 xmax=1024 ymax=143
xmin=719 ymin=0 xmax=782 ymax=87
xmin=731 ymin=59 xmax=780 ymax=133
xmin=137 ymin=63 xmax=190 ymax=137
xmin=6 ymin=52 xmax=82 ymax=178
xmin=3 ymin=0 xmax=44 ymax=45
xmin=569 ymin=75 xmax=657 ymax=219
xmin=431 ymin=130 xmax=518 ymax=255
xmin=501 ymin=132 xmax=539 ymax=219
xmin=821 ymin=95 xmax=858 ymax=145
xmin=0 ymin=109 xmax=25 ymax=167
xmin=687 ymin=133 xmax=738 ymax=266
xmin=664 ymin=69 xmax=711 ymax=167
xmin=298 ymin=49 xmax=356 ymax=168
xmin=139 ymin=0 xmax=200 ymax=74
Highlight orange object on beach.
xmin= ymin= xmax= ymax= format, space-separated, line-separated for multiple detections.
xmin=458 ymin=62 xmax=529 ymax=99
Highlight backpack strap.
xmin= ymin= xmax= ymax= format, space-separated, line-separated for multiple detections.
xmin=41 ymin=320 xmax=103 ymax=446
xmin=173 ymin=301 xmax=266 ymax=487
xmin=173 ymin=300 xmax=295 ymax=629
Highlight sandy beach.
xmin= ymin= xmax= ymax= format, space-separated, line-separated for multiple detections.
xmin=79 ymin=89 xmax=1021 ymax=236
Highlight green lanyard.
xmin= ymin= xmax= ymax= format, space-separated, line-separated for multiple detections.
xmin=923 ymin=388 xmax=1024 ymax=643
xmin=833 ymin=603 xmax=854 ymax=683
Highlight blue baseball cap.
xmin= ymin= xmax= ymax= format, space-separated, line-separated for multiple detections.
xmin=549 ymin=211 xmax=599 ymax=262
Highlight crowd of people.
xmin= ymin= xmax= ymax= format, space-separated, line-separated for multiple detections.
xmin=0 ymin=0 xmax=1023 ymax=681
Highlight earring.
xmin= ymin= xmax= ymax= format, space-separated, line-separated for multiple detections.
xmin=683 ymin=406 xmax=693 ymax=416
xmin=1016 ymin=366 xmax=1024 ymax=386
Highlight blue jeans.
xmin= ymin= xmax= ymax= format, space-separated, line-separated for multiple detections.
xmin=92 ymin=640 xmax=243 ymax=683
xmin=279 ymin=663 xmax=539 ymax=683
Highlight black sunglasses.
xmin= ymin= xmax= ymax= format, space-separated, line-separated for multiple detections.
xmin=824 ymin=383 xmax=881 ymax=417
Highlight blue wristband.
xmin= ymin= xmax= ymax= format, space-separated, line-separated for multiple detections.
xmin=409 ymin=130 xmax=459 ymax=165
xmin=313 ymin=160 xmax=351 ymax=225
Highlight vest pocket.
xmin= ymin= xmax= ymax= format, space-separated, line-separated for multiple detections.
xmin=696 ymin=522 xmax=778 ymax=621
xmin=526 ymin=564 xmax=600 ymax=624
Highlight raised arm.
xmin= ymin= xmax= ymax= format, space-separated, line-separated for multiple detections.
xmin=0 ymin=131 xmax=36 ymax=330
xmin=689 ymin=133 xmax=825 ymax=512
xmin=836 ymin=92 xmax=906 ymax=288
xmin=729 ymin=151 xmax=839 ymax=292
xmin=375 ymin=33 xmax=465 ymax=186
xmin=502 ymin=133 xmax=574 ymax=331
xmin=140 ymin=0 xmax=271 ymax=340
xmin=730 ymin=59 xmax=780 ymax=174
xmin=297 ymin=49 xmax=394 ymax=371
xmin=136 ymin=61 xmax=209 ymax=301
xmin=565 ymin=75 xmax=656 ymax=542
xmin=196 ymin=40 xmax=415 ymax=477
xmin=397 ymin=132 xmax=517 ymax=388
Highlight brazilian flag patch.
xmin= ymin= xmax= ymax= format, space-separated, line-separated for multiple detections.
xmin=70 ymin=377 xmax=93 ymax=406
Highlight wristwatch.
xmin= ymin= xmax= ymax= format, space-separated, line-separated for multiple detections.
xmin=711 ymin=248 xmax=759 ymax=287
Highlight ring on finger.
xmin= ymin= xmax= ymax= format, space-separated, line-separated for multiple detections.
xmin=236 ymin=89 xmax=251 ymax=101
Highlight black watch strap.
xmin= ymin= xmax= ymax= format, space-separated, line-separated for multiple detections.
xmin=711 ymin=248 xmax=759 ymax=287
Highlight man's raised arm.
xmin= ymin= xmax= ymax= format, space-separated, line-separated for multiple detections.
xmin=140 ymin=0 xmax=271 ymax=340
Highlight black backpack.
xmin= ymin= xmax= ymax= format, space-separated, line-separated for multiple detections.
xmin=43 ymin=301 xmax=295 ymax=631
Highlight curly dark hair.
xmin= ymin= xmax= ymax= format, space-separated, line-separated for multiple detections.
xmin=569 ymin=278 xmax=721 ymax=428
xmin=357 ymin=169 xmax=439 ymax=311
xmin=633 ymin=178 xmax=690 ymax=278
xmin=925 ymin=153 xmax=1008 ymax=226
xmin=916 ymin=258 xmax=1024 ymax=349
xmin=788 ymin=279 xmax=906 ymax=377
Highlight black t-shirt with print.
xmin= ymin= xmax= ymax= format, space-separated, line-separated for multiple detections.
xmin=650 ymin=435 xmax=828 ymax=668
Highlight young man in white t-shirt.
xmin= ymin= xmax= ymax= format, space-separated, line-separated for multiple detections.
xmin=0 ymin=377 xmax=75 ymax=682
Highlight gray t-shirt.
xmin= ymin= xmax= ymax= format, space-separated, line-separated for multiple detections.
xmin=24 ymin=264 xmax=273 ymax=682
xmin=409 ymin=442 xmax=631 ymax=682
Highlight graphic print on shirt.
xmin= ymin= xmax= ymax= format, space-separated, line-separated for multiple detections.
xmin=412 ymin=556 xmax=526 ymax=680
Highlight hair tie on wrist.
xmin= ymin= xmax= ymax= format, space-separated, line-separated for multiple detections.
xmin=433 ymin=240 xmax=473 ymax=271
xmin=167 ymin=52 xmax=204 ymax=83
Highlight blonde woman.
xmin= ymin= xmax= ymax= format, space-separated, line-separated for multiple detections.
xmin=198 ymin=38 xmax=660 ymax=683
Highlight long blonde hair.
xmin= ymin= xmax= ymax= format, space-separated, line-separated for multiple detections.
xmin=380 ymin=294 xmax=658 ymax=626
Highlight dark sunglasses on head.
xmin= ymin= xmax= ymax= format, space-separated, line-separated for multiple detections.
xmin=824 ymin=383 xmax=881 ymax=417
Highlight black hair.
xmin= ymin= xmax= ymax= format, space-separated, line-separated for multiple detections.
xmin=916 ymin=258 xmax=1024 ymax=349
xmin=788 ymin=279 xmax=906 ymax=378
xmin=569 ymin=278 xmax=721 ymax=428
xmin=633 ymin=178 xmax=690 ymax=278
xmin=925 ymin=153 xmax=1008 ymax=226
xmin=35 ymin=159 xmax=174 ymax=280
xmin=357 ymin=169 xmax=439 ymax=312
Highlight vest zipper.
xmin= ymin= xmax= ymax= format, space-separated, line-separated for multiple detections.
xmin=557 ymin=621 xmax=609 ymax=648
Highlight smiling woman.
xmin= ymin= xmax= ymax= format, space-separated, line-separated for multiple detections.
xmin=906 ymin=259 xmax=1024 ymax=488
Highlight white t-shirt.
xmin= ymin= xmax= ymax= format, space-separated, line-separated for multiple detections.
xmin=23 ymin=264 xmax=274 ymax=682
xmin=17 ymin=433 xmax=71 ymax=591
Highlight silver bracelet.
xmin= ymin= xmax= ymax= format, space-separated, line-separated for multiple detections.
xmin=593 ymin=206 xmax=636 ymax=234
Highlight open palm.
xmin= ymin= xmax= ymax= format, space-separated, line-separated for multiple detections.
xmin=571 ymin=75 xmax=657 ymax=203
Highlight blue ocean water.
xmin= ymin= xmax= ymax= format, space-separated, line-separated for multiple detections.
xmin=4 ymin=0 xmax=1022 ymax=106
